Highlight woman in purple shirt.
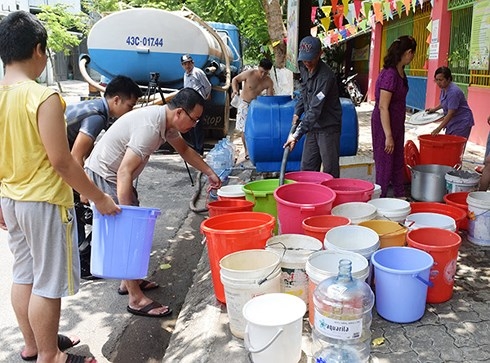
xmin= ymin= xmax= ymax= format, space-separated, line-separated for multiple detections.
xmin=427 ymin=66 xmax=474 ymax=138
xmin=371 ymin=35 xmax=417 ymax=198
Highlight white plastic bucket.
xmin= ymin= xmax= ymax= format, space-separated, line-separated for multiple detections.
xmin=467 ymin=192 xmax=490 ymax=246
xmin=405 ymin=212 xmax=456 ymax=232
xmin=371 ymin=184 xmax=382 ymax=199
xmin=217 ymin=184 xmax=246 ymax=200
xmin=324 ymin=225 xmax=380 ymax=260
xmin=305 ymin=250 xmax=369 ymax=325
xmin=265 ymin=234 xmax=323 ymax=307
xmin=219 ymin=249 xmax=281 ymax=338
xmin=331 ymin=202 xmax=377 ymax=224
xmin=243 ymin=293 xmax=306 ymax=363
xmin=368 ymin=198 xmax=411 ymax=223
xmin=445 ymin=170 xmax=480 ymax=194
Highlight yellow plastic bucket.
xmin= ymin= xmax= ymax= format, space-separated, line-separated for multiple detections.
xmin=358 ymin=220 xmax=407 ymax=249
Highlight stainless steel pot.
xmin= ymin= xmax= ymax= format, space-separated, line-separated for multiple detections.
xmin=408 ymin=164 xmax=456 ymax=202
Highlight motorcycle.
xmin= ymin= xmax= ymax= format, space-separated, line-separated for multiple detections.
xmin=337 ymin=67 xmax=364 ymax=106
xmin=342 ymin=73 xmax=363 ymax=106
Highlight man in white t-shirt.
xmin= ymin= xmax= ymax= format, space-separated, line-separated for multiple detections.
xmin=84 ymin=88 xmax=221 ymax=317
xmin=181 ymin=54 xmax=212 ymax=155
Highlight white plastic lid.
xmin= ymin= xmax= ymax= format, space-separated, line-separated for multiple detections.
xmin=217 ymin=185 xmax=246 ymax=197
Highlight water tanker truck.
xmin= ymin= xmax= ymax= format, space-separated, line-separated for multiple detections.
xmin=79 ymin=7 xmax=242 ymax=137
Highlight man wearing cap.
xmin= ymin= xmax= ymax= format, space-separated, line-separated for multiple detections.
xmin=284 ymin=36 xmax=342 ymax=177
xmin=181 ymin=54 xmax=212 ymax=155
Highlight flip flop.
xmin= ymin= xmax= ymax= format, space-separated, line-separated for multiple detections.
xmin=117 ymin=280 xmax=159 ymax=295
xmin=65 ymin=353 xmax=97 ymax=363
xmin=20 ymin=334 xmax=81 ymax=361
xmin=127 ymin=301 xmax=172 ymax=318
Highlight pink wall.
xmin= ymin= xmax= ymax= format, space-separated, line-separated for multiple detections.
xmin=468 ymin=87 xmax=490 ymax=147
xmin=367 ymin=23 xmax=383 ymax=102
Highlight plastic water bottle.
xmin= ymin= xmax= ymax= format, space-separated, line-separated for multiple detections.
xmin=312 ymin=259 xmax=374 ymax=363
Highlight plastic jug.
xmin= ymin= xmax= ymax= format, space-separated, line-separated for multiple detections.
xmin=312 ymin=259 xmax=374 ymax=363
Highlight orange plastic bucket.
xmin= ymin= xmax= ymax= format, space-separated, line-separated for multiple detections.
xmin=443 ymin=192 xmax=470 ymax=230
xmin=301 ymin=215 xmax=351 ymax=242
xmin=321 ymin=178 xmax=374 ymax=207
xmin=418 ymin=134 xmax=467 ymax=167
xmin=207 ymin=200 xmax=254 ymax=217
xmin=407 ymin=227 xmax=462 ymax=303
xmin=410 ymin=202 xmax=467 ymax=232
xmin=200 ymin=212 xmax=275 ymax=303
xmin=358 ymin=220 xmax=407 ymax=249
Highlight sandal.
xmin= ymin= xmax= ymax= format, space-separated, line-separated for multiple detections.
xmin=20 ymin=334 xmax=81 ymax=361
xmin=117 ymin=280 xmax=159 ymax=295
xmin=127 ymin=301 xmax=172 ymax=318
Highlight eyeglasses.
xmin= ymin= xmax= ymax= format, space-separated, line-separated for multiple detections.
xmin=183 ymin=108 xmax=200 ymax=124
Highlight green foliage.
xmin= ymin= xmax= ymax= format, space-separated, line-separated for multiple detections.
xmin=37 ymin=4 xmax=89 ymax=55
xmin=184 ymin=0 xmax=271 ymax=64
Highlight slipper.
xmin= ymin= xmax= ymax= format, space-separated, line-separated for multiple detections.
xmin=65 ymin=353 xmax=97 ymax=363
xmin=20 ymin=334 xmax=81 ymax=361
xmin=127 ymin=301 xmax=172 ymax=318
xmin=117 ymin=280 xmax=159 ymax=295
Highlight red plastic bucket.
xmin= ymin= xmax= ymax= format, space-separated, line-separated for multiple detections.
xmin=200 ymin=212 xmax=275 ymax=303
xmin=409 ymin=202 xmax=467 ymax=232
xmin=443 ymin=192 xmax=469 ymax=230
xmin=321 ymin=178 xmax=374 ymax=207
xmin=418 ymin=134 xmax=467 ymax=167
xmin=302 ymin=215 xmax=351 ymax=242
xmin=284 ymin=171 xmax=333 ymax=184
xmin=407 ymin=227 xmax=462 ymax=303
xmin=273 ymin=183 xmax=336 ymax=234
xmin=207 ymin=200 xmax=254 ymax=217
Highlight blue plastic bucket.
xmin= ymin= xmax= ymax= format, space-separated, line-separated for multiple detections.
xmin=91 ymin=205 xmax=161 ymax=279
xmin=371 ymin=247 xmax=434 ymax=323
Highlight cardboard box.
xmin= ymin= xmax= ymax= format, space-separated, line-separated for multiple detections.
xmin=339 ymin=155 xmax=375 ymax=183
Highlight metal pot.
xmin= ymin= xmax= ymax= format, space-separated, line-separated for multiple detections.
xmin=408 ymin=164 xmax=456 ymax=202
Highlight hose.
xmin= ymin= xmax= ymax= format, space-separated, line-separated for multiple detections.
xmin=279 ymin=123 xmax=298 ymax=185
xmin=189 ymin=171 xmax=209 ymax=214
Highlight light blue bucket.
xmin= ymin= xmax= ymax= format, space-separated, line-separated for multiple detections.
xmin=91 ymin=205 xmax=161 ymax=279
xmin=371 ymin=247 xmax=434 ymax=323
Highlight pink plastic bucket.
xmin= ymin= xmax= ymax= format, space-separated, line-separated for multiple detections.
xmin=273 ymin=182 xmax=336 ymax=234
xmin=284 ymin=171 xmax=334 ymax=184
xmin=321 ymin=178 xmax=374 ymax=207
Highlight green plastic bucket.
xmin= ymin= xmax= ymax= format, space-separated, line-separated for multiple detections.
xmin=242 ymin=179 xmax=295 ymax=233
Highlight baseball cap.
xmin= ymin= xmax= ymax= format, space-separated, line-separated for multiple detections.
xmin=297 ymin=36 xmax=321 ymax=62
xmin=181 ymin=54 xmax=193 ymax=64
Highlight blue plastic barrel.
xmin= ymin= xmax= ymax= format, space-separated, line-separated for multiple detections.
xmin=245 ymin=96 xmax=358 ymax=173
xmin=91 ymin=205 xmax=161 ymax=279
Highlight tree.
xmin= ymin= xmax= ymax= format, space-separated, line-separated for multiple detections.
xmin=37 ymin=4 xmax=89 ymax=90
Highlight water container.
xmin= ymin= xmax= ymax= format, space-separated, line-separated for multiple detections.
xmin=312 ymin=259 xmax=374 ymax=363
xmin=245 ymin=96 xmax=359 ymax=173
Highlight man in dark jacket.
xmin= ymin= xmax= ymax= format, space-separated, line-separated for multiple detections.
xmin=284 ymin=36 xmax=342 ymax=177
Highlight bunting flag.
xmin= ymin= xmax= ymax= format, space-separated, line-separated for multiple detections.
xmin=318 ymin=0 xmax=324 ymax=7
xmin=426 ymin=19 xmax=432 ymax=33
xmin=343 ymin=0 xmax=350 ymax=16
xmin=331 ymin=0 xmax=339 ymax=13
xmin=359 ymin=19 xmax=368 ymax=30
xmin=396 ymin=0 xmax=404 ymax=17
xmin=362 ymin=1 xmax=372 ymax=18
xmin=311 ymin=7 xmax=318 ymax=23
xmin=346 ymin=3 xmax=356 ymax=24
xmin=383 ymin=1 xmax=393 ymax=20
xmin=320 ymin=15 xmax=331 ymax=30
xmin=321 ymin=6 xmax=332 ymax=17
xmin=411 ymin=0 xmax=416 ymax=13
xmin=334 ymin=12 xmax=344 ymax=28
xmin=403 ymin=0 xmax=411 ymax=15
xmin=373 ymin=2 xmax=384 ymax=24
xmin=426 ymin=33 xmax=431 ymax=44
xmin=354 ymin=0 xmax=362 ymax=20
